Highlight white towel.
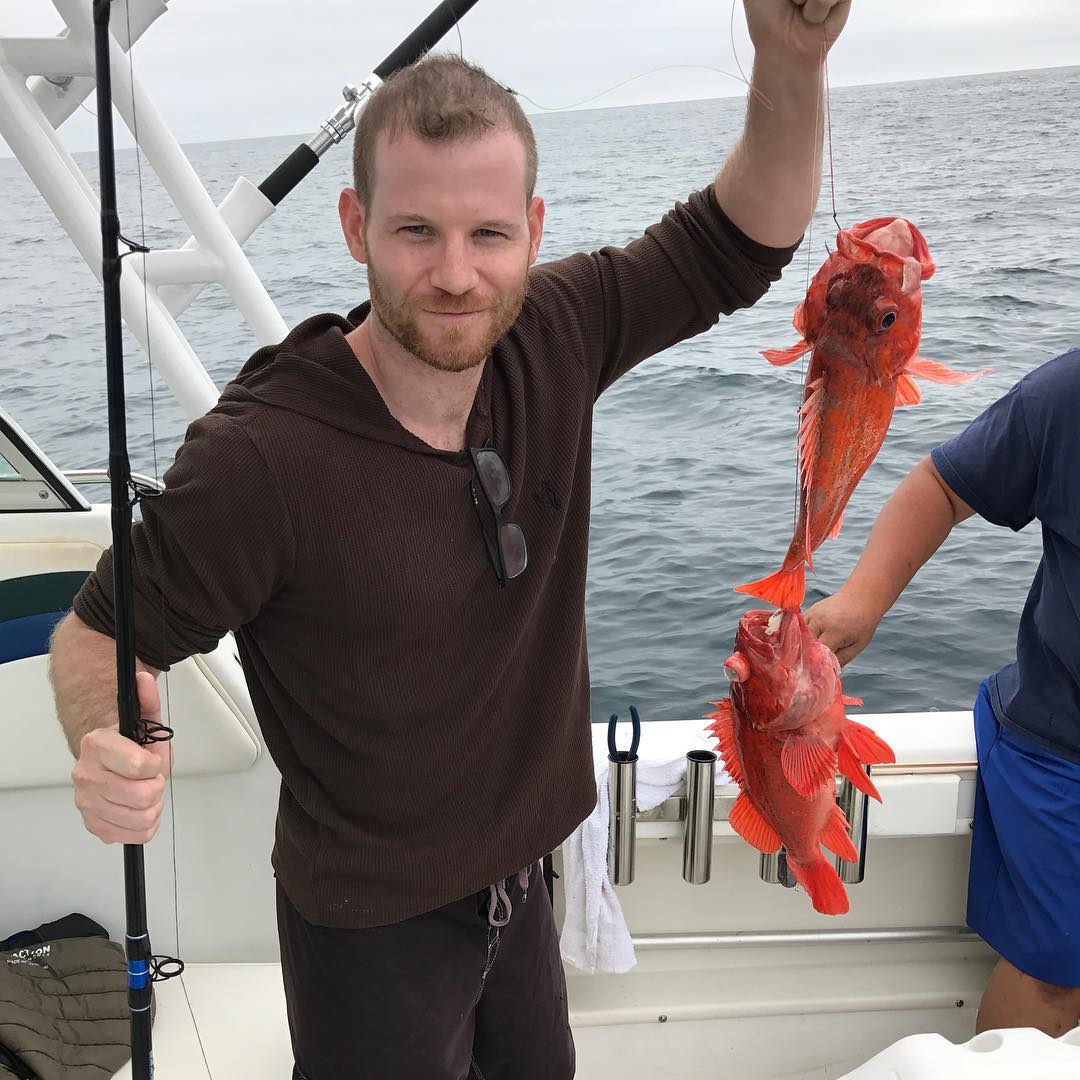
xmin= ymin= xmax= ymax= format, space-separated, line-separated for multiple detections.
xmin=559 ymin=718 xmax=725 ymax=975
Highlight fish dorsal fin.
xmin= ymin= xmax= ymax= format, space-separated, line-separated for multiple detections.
xmin=762 ymin=340 xmax=812 ymax=367
xmin=729 ymin=791 xmax=782 ymax=854
xmin=780 ymin=733 xmax=836 ymax=797
xmin=895 ymin=373 xmax=922 ymax=406
xmin=820 ymin=802 xmax=859 ymax=863
xmin=905 ymin=356 xmax=989 ymax=385
xmin=705 ymin=699 xmax=743 ymax=786
xmin=825 ymin=510 xmax=844 ymax=542
xmin=798 ymin=376 xmax=825 ymax=496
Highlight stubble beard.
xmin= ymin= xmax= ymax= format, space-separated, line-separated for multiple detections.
xmin=367 ymin=262 xmax=527 ymax=374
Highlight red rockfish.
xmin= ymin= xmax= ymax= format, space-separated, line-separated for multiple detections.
xmin=707 ymin=608 xmax=895 ymax=915
xmin=735 ymin=218 xmax=987 ymax=610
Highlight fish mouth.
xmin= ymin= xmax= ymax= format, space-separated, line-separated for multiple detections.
xmin=739 ymin=608 xmax=803 ymax=666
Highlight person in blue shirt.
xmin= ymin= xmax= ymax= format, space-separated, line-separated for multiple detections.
xmin=806 ymin=348 xmax=1080 ymax=1037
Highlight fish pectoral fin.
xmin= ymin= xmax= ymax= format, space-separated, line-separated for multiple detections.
xmin=841 ymin=694 xmax=864 ymax=707
xmin=825 ymin=511 xmax=844 ymax=542
xmin=820 ymin=802 xmax=859 ymax=863
xmin=837 ymin=742 xmax=882 ymax=802
xmin=780 ymin=734 xmax=836 ymax=797
xmin=762 ymin=340 xmax=812 ymax=366
xmin=734 ymin=566 xmax=806 ymax=610
xmin=837 ymin=718 xmax=896 ymax=803
xmin=905 ymin=356 xmax=989 ymax=385
xmin=705 ymin=699 xmax=744 ymax=786
xmin=894 ymin=373 xmax=922 ymax=406
xmin=844 ymin=719 xmax=896 ymax=766
xmin=729 ymin=792 xmax=782 ymax=854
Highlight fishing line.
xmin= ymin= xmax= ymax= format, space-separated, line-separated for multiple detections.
xmin=791 ymin=32 xmax=831 ymax=540
xmin=506 ymin=63 xmax=771 ymax=114
xmin=120 ymin=1 xmax=210 ymax=1076
xmin=43 ymin=75 xmax=98 ymax=118
xmin=824 ymin=43 xmax=839 ymax=231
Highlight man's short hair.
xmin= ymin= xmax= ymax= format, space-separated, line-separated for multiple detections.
xmin=352 ymin=53 xmax=539 ymax=207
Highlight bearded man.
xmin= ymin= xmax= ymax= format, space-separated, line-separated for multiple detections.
xmin=50 ymin=2 xmax=851 ymax=1076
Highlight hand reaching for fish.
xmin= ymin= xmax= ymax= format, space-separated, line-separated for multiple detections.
xmin=804 ymin=590 xmax=882 ymax=667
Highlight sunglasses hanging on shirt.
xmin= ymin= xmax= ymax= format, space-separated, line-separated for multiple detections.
xmin=469 ymin=447 xmax=527 ymax=586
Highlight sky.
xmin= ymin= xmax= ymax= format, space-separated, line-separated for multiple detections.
xmin=1 ymin=0 xmax=1077 ymax=155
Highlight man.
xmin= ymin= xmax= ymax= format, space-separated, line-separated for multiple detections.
xmin=807 ymin=350 xmax=1080 ymax=1037
xmin=50 ymin=1 xmax=851 ymax=1075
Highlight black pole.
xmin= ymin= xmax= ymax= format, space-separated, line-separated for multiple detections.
xmin=92 ymin=4 xmax=154 ymax=1077
xmin=372 ymin=0 xmax=482 ymax=80
xmin=258 ymin=0 xmax=483 ymax=206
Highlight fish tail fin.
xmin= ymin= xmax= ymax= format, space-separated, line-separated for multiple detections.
xmin=788 ymin=855 xmax=850 ymax=916
xmin=733 ymin=564 xmax=806 ymax=610
xmin=905 ymin=356 xmax=990 ymax=385
xmin=762 ymin=340 xmax=812 ymax=366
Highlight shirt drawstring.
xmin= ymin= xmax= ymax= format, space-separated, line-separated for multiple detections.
xmin=485 ymin=862 xmax=536 ymax=928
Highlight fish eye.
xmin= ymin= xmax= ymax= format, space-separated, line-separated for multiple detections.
xmin=879 ymin=310 xmax=897 ymax=331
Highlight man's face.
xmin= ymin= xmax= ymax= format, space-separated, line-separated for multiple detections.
xmin=340 ymin=126 xmax=545 ymax=373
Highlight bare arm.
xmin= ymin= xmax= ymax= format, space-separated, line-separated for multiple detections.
xmin=715 ymin=0 xmax=851 ymax=248
xmin=805 ymin=457 xmax=975 ymax=664
xmin=49 ymin=611 xmax=170 ymax=845
xmin=49 ymin=611 xmax=159 ymax=756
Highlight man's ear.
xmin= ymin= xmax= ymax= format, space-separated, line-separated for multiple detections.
xmin=339 ymin=187 xmax=369 ymax=265
xmin=526 ymin=195 xmax=545 ymax=266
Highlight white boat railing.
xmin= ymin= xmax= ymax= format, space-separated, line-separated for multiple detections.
xmin=0 ymin=0 xmax=287 ymax=420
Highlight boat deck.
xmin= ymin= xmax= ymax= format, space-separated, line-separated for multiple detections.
xmin=112 ymin=965 xmax=292 ymax=1080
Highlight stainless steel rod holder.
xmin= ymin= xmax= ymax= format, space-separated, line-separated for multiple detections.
xmin=683 ymin=750 xmax=717 ymax=884
xmin=836 ymin=771 xmax=870 ymax=884
xmin=608 ymin=751 xmax=638 ymax=886
xmin=759 ymin=848 xmax=798 ymax=888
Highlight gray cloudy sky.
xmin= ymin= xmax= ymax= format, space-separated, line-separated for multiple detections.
xmin=2 ymin=0 xmax=1078 ymax=155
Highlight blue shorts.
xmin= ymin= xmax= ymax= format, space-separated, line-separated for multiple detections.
xmin=967 ymin=679 xmax=1080 ymax=987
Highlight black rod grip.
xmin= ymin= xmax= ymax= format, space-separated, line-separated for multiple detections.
xmin=259 ymin=144 xmax=319 ymax=206
xmin=374 ymin=0 xmax=481 ymax=80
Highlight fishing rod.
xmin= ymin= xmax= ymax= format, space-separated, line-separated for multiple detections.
xmin=92 ymin=1 xmax=156 ymax=1075
xmin=90 ymin=2 xmax=484 ymax=1075
xmin=259 ymin=0 xmax=483 ymax=206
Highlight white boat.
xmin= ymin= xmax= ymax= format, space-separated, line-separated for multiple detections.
xmin=2 ymin=3 xmax=1077 ymax=1077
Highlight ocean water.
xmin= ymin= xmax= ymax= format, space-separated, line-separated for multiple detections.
xmin=1 ymin=65 xmax=1077 ymax=724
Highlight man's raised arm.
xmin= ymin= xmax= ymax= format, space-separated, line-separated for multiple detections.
xmin=715 ymin=0 xmax=851 ymax=249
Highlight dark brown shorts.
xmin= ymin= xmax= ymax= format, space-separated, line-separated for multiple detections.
xmin=277 ymin=871 xmax=575 ymax=1080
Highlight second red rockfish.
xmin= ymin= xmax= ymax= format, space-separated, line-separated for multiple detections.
xmin=706 ymin=608 xmax=895 ymax=915
xmin=735 ymin=218 xmax=987 ymax=610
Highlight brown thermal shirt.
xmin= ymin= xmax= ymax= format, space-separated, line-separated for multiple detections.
xmin=73 ymin=185 xmax=797 ymax=927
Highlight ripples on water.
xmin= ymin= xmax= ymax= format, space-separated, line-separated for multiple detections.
xmin=1 ymin=66 xmax=1077 ymax=722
